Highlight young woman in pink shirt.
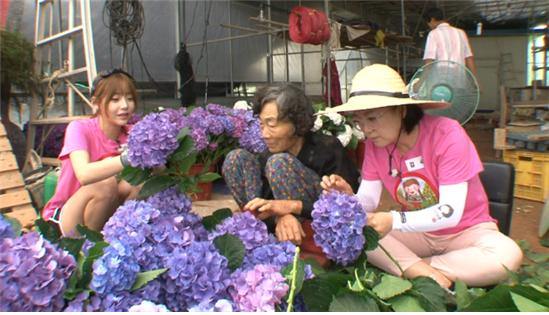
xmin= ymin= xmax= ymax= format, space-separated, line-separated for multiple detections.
xmin=321 ymin=64 xmax=522 ymax=288
xmin=42 ymin=69 xmax=139 ymax=236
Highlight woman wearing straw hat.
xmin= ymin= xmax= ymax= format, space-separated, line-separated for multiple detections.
xmin=321 ymin=64 xmax=522 ymax=288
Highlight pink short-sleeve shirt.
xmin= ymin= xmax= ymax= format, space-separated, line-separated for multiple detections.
xmin=362 ymin=115 xmax=495 ymax=235
xmin=42 ymin=117 xmax=128 ymax=220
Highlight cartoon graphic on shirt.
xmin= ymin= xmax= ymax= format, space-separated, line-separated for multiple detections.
xmin=395 ymin=172 xmax=438 ymax=210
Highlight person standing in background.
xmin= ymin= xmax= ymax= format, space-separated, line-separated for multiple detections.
xmin=423 ymin=7 xmax=478 ymax=79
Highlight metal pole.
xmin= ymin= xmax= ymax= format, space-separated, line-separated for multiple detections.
xmin=267 ymin=0 xmax=273 ymax=83
xmin=228 ymin=1 xmax=234 ymax=96
xmin=324 ymin=0 xmax=331 ymax=106
xmin=284 ymin=31 xmax=290 ymax=82
xmin=400 ymin=0 xmax=407 ymax=82
xmin=175 ymin=0 xmax=182 ymax=98
xmin=301 ymin=44 xmax=305 ymax=91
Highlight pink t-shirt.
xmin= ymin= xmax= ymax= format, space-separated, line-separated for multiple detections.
xmin=423 ymin=23 xmax=473 ymax=64
xmin=362 ymin=114 xmax=495 ymax=235
xmin=42 ymin=117 xmax=129 ymax=220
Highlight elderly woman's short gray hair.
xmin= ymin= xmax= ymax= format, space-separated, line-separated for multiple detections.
xmin=253 ymin=83 xmax=314 ymax=136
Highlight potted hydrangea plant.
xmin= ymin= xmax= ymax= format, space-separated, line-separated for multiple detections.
xmin=121 ymin=104 xmax=266 ymax=200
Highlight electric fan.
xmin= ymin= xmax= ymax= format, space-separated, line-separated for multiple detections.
xmin=408 ymin=60 xmax=480 ymax=125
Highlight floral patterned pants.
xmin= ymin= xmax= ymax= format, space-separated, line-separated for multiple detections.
xmin=222 ymin=149 xmax=322 ymax=208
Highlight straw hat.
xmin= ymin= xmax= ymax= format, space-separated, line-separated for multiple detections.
xmin=326 ymin=64 xmax=449 ymax=113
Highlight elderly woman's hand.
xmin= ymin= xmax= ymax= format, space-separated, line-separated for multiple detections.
xmin=366 ymin=212 xmax=393 ymax=237
xmin=243 ymin=198 xmax=301 ymax=220
xmin=320 ymin=174 xmax=353 ymax=195
xmin=275 ymin=214 xmax=305 ymax=245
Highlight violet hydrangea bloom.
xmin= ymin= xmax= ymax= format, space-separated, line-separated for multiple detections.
xmin=0 ymin=232 xmax=76 ymax=311
xmin=187 ymin=299 xmax=234 ymax=312
xmin=103 ymin=200 xmax=200 ymax=271
xmin=128 ymin=300 xmax=171 ymax=312
xmin=229 ymin=264 xmax=289 ymax=312
xmin=239 ymin=117 xmax=267 ymax=153
xmin=311 ymin=190 xmax=366 ymax=266
xmin=164 ymin=241 xmax=231 ymax=311
xmin=209 ymin=211 xmax=270 ymax=251
xmin=146 ymin=187 xmax=192 ymax=215
xmin=0 ymin=215 xmax=15 ymax=240
xmin=90 ymin=239 xmax=140 ymax=294
xmin=127 ymin=111 xmax=181 ymax=168
xmin=241 ymin=241 xmax=314 ymax=279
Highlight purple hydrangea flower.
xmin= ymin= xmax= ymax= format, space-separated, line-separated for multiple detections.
xmin=161 ymin=107 xmax=187 ymax=130
xmin=146 ymin=187 xmax=192 ymax=215
xmin=209 ymin=212 xmax=270 ymax=251
xmin=128 ymin=300 xmax=171 ymax=312
xmin=127 ymin=111 xmax=181 ymax=168
xmin=67 ymin=280 xmax=165 ymax=312
xmin=164 ymin=241 xmax=231 ymax=311
xmin=241 ymin=241 xmax=314 ymax=279
xmin=103 ymin=200 xmax=201 ymax=271
xmin=90 ymin=239 xmax=140 ymax=294
xmin=239 ymin=118 xmax=267 ymax=153
xmin=0 ymin=232 xmax=76 ymax=311
xmin=187 ymin=299 xmax=234 ymax=312
xmin=228 ymin=264 xmax=289 ymax=312
xmin=311 ymin=191 xmax=367 ymax=266
xmin=0 ymin=215 xmax=15 ymax=240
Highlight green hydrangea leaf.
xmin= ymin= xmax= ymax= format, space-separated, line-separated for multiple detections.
xmin=131 ymin=268 xmax=168 ymax=291
xmin=363 ymin=226 xmax=380 ymax=251
xmin=213 ymin=233 xmax=245 ymax=272
xmin=197 ymin=172 xmax=221 ymax=183
xmin=138 ymin=176 xmax=177 ymax=198
xmin=510 ymin=292 xmax=549 ymax=311
xmin=372 ymin=274 xmax=412 ymax=299
xmin=202 ymin=208 xmax=233 ymax=231
xmin=301 ymin=272 xmax=352 ymax=311
xmin=462 ymin=284 xmax=517 ymax=311
xmin=329 ymin=292 xmax=380 ymax=312
xmin=281 ymin=258 xmax=306 ymax=296
xmin=388 ymin=294 xmax=425 ymax=311
xmin=409 ymin=276 xmax=448 ymax=312
xmin=120 ymin=165 xmax=151 ymax=185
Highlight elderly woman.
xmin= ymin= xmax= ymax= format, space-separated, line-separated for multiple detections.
xmin=222 ymin=83 xmax=360 ymax=244
xmin=322 ymin=64 xmax=522 ymax=288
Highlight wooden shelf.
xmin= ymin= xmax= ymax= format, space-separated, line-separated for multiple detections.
xmin=30 ymin=115 xmax=91 ymax=125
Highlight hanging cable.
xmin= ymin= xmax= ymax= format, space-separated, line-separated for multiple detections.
xmin=103 ymin=0 xmax=144 ymax=47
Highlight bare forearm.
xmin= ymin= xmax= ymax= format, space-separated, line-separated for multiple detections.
xmin=75 ymin=156 xmax=124 ymax=185
xmin=465 ymin=57 xmax=477 ymax=78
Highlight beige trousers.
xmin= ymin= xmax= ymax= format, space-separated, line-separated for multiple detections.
xmin=366 ymin=222 xmax=523 ymax=287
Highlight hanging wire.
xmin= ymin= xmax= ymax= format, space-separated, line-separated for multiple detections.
xmin=103 ymin=0 xmax=144 ymax=47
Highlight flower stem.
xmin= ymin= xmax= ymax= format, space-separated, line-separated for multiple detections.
xmin=286 ymin=246 xmax=301 ymax=312
xmin=378 ymin=243 xmax=404 ymax=275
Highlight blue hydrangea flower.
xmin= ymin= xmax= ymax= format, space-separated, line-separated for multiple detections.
xmin=187 ymin=298 xmax=234 ymax=312
xmin=229 ymin=264 xmax=289 ymax=312
xmin=146 ymin=187 xmax=192 ymax=215
xmin=128 ymin=300 xmax=171 ymax=312
xmin=241 ymin=241 xmax=314 ymax=279
xmin=239 ymin=118 xmax=267 ymax=153
xmin=0 ymin=215 xmax=15 ymax=240
xmin=127 ymin=111 xmax=181 ymax=168
xmin=311 ymin=191 xmax=367 ymax=266
xmin=90 ymin=239 xmax=140 ymax=294
xmin=209 ymin=211 xmax=270 ymax=251
xmin=0 ymin=232 xmax=76 ymax=311
xmin=103 ymin=200 xmax=202 ymax=271
xmin=164 ymin=241 xmax=231 ymax=311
